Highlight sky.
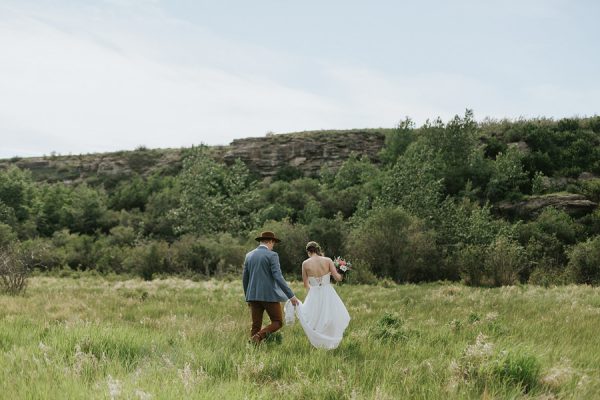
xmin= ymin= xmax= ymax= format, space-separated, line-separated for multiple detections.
xmin=0 ymin=0 xmax=598 ymax=158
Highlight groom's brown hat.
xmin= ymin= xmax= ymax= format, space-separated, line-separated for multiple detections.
xmin=255 ymin=231 xmax=281 ymax=243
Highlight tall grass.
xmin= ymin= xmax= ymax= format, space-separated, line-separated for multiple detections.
xmin=1 ymin=277 xmax=599 ymax=399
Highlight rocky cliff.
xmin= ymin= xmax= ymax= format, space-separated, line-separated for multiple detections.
xmin=496 ymin=193 xmax=598 ymax=218
xmin=0 ymin=129 xmax=389 ymax=185
xmin=222 ymin=129 xmax=387 ymax=176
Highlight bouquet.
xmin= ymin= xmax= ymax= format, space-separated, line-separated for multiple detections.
xmin=333 ymin=256 xmax=353 ymax=282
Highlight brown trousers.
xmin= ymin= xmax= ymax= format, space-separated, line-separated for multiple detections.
xmin=248 ymin=301 xmax=283 ymax=340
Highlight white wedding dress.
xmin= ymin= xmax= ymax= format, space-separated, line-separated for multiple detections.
xmin=285 ymin=273 xmax=350 ymax=349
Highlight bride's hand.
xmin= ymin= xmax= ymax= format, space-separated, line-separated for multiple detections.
xmin=290 ymin=296 xmax=300 ymax=306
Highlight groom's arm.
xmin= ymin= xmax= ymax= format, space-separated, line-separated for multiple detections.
xmin=269 ymin=253 xmax=295 ymax=299
xmin=242 ymin=256 xmax=250 ymax=297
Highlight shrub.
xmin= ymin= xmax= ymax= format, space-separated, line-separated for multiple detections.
xmin=379 ymin=148 xmax=444 ymax=220
xmin=485 ymin=236 xmax=526 ymax=286
xmin=0 ymin=166 xmax=35 ymax=223
xmin=107 ymin=175 xmax=151 ymax=211
xmin=530 ymin=171 xmax=547 ymax=195
xmin=272 ymin=165 xmax=304 ymax=182
xmin=320 ymin=186 xmax=363 ymax=219
xmin=176 ymin=148 xmax=258 ymax=235
xmin=578 ymin=209 xmax=600 ymax=237
xmin=108 ymin=226 xmax=137 ymax=247
xmin=486 ymin=146 xmax=528 ymax=201
xmin=458 ymin=236 xmax=526 ymax=287
xmin=436 ymin=199 xmax=513 ymax=249
xmin=527 ymin=266 xmax=569 ymax=287
xmin=344 ymin=259 xmax=377 ymax=285
xmin=379 ymin=117 xmax=415 ymax=165
xmin=565 ymin=236 xmax=600 ymax=285
xmin=333 ymin=153 xmax=379 ymax=190
xmin=371 ymin=313 xmax=409 ymax=342
xmin=0 ymin=242 xmax=48 ymax=295
xmin=0 ymin=223 xmax=17 ymax=248
xmin=170 ymin=233 xmax=246 ymax=277
xmin=255 ymin=203 xmax=294 ymax=224
xmin=346 ymin=207 xmax=441 ymax=282
xmin=577 ymin=178 xmax=600 ymax=203
xmin=142 ymin=185 xmax=180 ymax=240
xmin=19 ymin=238 xmax=65 ymax=270
xmin=457 ymin=244 xmax=487 ymax=286
xmin=61 ymin=184 xmax=110 ymax=234
xmin=492 ymin=351 xmax=541 ymax=393
xmin=123 ymin=240 xmax=171 ymax=280
xmin=168 ymin=234 xmax=210 ymax=276
xmin=93 ymin=237 xmax=128 ymax=274
xmin=519 ymin=208 xmax=580 ymax=270
xmin=450 ymin=335 xmax=541 ymax=394
xmin=307 ymin=216 xmax=347 ymax=260
xmin=51 ymin=231 xmax=96 ymax=270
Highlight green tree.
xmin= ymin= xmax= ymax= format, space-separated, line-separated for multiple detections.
xmin=333 ymin=153 xmax=379 ymax=190
xmin=346 ymin=207 xmax=441 ymax=282
xmin=61 ymin=184 xmax=110 ymax=234
xmin=420 ymin=110 xmax=480 ymax=195
xmin=379 ymin=145 xmax=443 ymax=222
xmin=566 ymin=235 xmax=600 ymax=285
xmin=273 ymin=165 xmax=304 ymax=182
xmin=486 ymin=146 xmax=528 ymax=201
xmin=0 ymin=223 xmax=17 ymax=248
xmin=176 ymin=147 xmax=258 ymax=235
xmin=379 ymin=117 xmax=415 ymax=165
xmin=0 ymin=166 xmax=35 ymax=224
xmin=143 ymin=183 xmax=181 ymax=240
xmin=34 ymin=183 xmax=70 ymax=236
xmin=108 ymin=175 xmax=150 ymax=211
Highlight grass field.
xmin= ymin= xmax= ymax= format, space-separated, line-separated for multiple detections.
xmin=1 ymin=276 xmax=599 ymax=399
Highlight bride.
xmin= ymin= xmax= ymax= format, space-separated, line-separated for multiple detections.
xmin=286 ymin=241 xmax=350 ymax=349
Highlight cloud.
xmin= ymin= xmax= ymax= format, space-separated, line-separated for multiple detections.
xmin=0 ymin=0 xmax=597 ymax=158
xmin=0 ymin=3 xmax=345 ymax=157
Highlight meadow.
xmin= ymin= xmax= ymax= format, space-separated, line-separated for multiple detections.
xmin=1 ymin=276 xmax=599 ymax=399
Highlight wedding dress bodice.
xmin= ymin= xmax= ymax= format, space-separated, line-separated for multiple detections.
xmin=308 ymin=273 xmax=331 ymax=287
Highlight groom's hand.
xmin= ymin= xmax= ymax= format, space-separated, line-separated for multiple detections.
xmin=290 ymin=296 xmax=300 ymax=306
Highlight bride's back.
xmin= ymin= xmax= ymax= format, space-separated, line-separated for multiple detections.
xmin=303 ymin=256 xmax=331 ymax=277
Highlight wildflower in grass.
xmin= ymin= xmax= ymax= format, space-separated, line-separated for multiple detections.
xmin=464 ymin=333 xmax=494 ymax=360
xmin=449 ymin=333 xmax=494 ymax=385
xmin=484 ymin=312 xmax=499 ymax=322
xmin=72 ymin=344 xmax=99 ymax=377
xmin=161 ymin=354 xmax=174 ymax=368
xmin=541 ymin=358 xmax=576 ymax=389
xmin=134 ymin=389 xmax=153 ymax=400
xmin=107 ymin=375 xmax=121 ymax=400
xmin=38 ymin=342 xmax=51 ymax=363
xmin=237 ymin=355 xmax=265 ymax=380
xmin=449 ymin=319 xmax=462 ymax=332
xmin=178 ymin=362 xmax=194 ymax=392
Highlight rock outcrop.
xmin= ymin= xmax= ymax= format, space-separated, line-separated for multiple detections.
xmin=222 ymin=130 xmax=386 ymax=176
xmin=496 ymin=193 xmax=598 ymax=218
xmin=0 ymin=129 xmax=388 ymax=184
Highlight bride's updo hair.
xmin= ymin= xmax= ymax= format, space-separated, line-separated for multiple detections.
xmin=306 ymin=241 xmax=322 ymax=255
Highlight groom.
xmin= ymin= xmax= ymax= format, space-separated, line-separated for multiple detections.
xmin=243 ymin=231 xmax=300 ymax=343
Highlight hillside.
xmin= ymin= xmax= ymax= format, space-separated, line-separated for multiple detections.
xmin=0 ymin=114 xmax=599 ymax=288
xmin=0 ymin=128 xmax=390 ymax=188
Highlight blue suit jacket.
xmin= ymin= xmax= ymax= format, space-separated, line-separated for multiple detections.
xmin=242 ymin=246 xmax=294 ymax=302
